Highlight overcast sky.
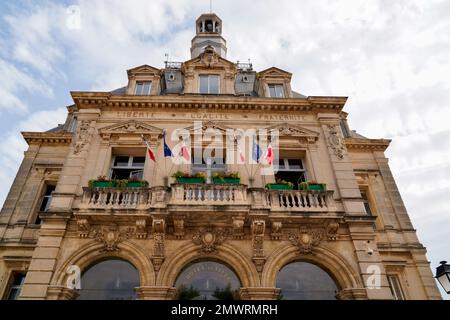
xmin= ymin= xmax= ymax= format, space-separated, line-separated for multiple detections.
xmin=0 ymin=0 xmax=449 ymax=298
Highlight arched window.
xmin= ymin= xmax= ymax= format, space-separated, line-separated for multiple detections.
xmin=175 ymin=261 xmax=241 ymax=300
xmin=77 ymin=259 xmax=140 ymax=300
xmin=276 ymin=261 xmax=339 ymax=300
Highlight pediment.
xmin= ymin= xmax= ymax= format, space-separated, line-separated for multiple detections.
xmin=258 ymin=67 xmax=292 ymax=78
xmin=127 ymin=64 xmax=160 ymax=77
xmin=265 ymin=123 xmax=319 ymax=143
xmin=99 ymin=120 xmax=163 ymax=138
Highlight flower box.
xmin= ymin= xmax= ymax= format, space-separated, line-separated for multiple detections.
xmin=176 ymin=177 xmax=206 ymax=184
xmin=212 ymin=177 xmax=241 ymax=185
xmin=299 ymin=182 xmax=326 ymax=191
xmin=127 ymin=181 xmax=148 ymax=188
xmin=266 ymin=183 xmax=294 ymax=190
xmin=91 ymin=180 xmax=113 ymax=188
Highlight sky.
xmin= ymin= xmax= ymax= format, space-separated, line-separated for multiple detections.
xmin=0 ymin=0 xmax=449 ymax=299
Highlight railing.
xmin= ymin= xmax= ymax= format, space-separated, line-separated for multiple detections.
xmin=78 ymin=185 xmax=335 ymax=213
xmin=80 ymin=187 xmax=151 ymax=210
xmin=170 ymin=184 xmax=247 ymax=205
xmin=164 ymin=61 xmax=182 ymax=69
xmin=264 ymin=190 xmax=335 ymax=212
xmin=236 ymin=62 xmax=253 ymax=71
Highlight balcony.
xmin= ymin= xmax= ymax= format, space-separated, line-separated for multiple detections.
xmin=77 ymin=184 xmax=336 ymax=213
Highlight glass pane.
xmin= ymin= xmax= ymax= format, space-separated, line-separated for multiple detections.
xmin=135 ymin=83 xmax=143 ymax=95
xmin=209 ymin=75 xmax=219 ymax=94
xmin=269 ymin=85 xmax=276 ymax=97
xmin=142 ymin=82 xmax=151 ymax=95
xmin=7 ymin=288 xmax=21 ymax=300
xmin=132 ymin=157 xmax=145 ymax=167
xmin=199 ymin=75 xmax=209 ymax=94
xmin=175 ymin=261 xmax=241 ymax=300
xmin=288 ymin=159 xmax=303 ymax=169
xmin=78 ymin=260 xmax=140 ymax=300
xmin=277 ymin=262 xmax=338 ymax=300
xmin=12 ymin=274 xmax=25 ymax=286
xmin=275 ymin=85 xmax=285 ymax=98
xmin=114 ymin=156 xmax=130 ymax=167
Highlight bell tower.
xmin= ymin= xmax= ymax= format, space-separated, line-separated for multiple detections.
xmin=190 ymin=13 xmax=227 ymax=59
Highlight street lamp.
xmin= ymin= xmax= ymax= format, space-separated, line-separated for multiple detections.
xmin=436 ymin=261 xmax=450 ymax=294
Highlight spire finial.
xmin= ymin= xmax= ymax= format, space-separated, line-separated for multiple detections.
xmin=210 ymin=0 xmax=213 ymax=13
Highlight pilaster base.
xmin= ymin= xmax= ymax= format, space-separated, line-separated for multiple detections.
xmin=47 ymin=286 xmax=79 ymax=300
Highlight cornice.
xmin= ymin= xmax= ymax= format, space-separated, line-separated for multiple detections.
xmin=345 ymin=137 xmax=391 ymax=151
xmin=70 ymin=91 xmax=348 ymax=113
xmin=22 ymin=132 xmax=73 ymax=145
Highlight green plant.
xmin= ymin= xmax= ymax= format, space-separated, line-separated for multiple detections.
xmin=172 ymin=170 xmax=188 ymax=179
xmin=193 ymin=172 xmax=206 ymax=179
xmin=112 ymin=179 xmax=128 ymax=188
xmin=88 ymin=179 xmax=95 ymax=188
xmin=175 ymin=285 xmax=201 ymax=300
xmin=213 ymin=171 xmax=240 ymax=179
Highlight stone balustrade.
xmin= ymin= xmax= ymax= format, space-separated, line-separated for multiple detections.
xmin=80 ymin=187 xmax=151 ymax=210
xmin=170 ymin=183 xmax=247 ymax=205
xmin=264 ymin=190 xmax=335 ymax=212
xmin=79 ymin=185 xmax=335 ymax=213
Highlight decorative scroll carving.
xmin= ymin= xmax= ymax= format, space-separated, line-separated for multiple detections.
xmin=326 ymin=222 xmax=339 ymax=241
xmin=135 ymin=219 xmax=147 ymax=239
xmin=270 ymin=221 xmax=282 ymax=240
xmin=327 ymin=124 xmax=346 ymax=159
xmin=152 ymin=219 xmax=166 ymax=272
xmin=77 ymin=219 xmax=90 ymax=238
xmin=251 ymin=220 xmax=266 ymax=272
xmin=232 ymin=217 xmax=245 ymax=239
xmin=192 ymin=227 xmax=227 ymax=254
xmin=288 ymin=226 xmax=324 ymax=254
xmin=73 ymin=121 xmax=94 ymax=155
xmin=93 ymin=225 xmax=134 ymax=252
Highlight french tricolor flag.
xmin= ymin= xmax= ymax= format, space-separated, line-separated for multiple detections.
xmin=237 ymin=144 xmax=245 ymax=163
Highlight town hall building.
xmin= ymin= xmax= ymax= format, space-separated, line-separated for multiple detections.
xmin=0 ymin=13 xmax=441 ymax=300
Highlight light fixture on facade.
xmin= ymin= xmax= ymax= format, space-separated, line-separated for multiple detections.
xmin=436 ymin=261 xmax=450 ymax=294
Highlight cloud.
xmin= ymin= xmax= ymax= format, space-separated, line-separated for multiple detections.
xmin=0 ymin=107 xmax=67 ymax=206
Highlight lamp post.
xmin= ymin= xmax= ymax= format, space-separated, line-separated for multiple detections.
xmin=436 ymin=261 xmax=450 ymax=294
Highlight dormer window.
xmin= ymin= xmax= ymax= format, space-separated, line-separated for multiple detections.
xmin=135 ymin=81 xmax=151 ymax=95
xmin=268 ymin=84 xmax=285 ymax=98
xmin=199 ymin=75 xmax=220 ymax=94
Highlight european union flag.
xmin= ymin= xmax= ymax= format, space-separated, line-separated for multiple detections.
xmin=252 ymin=137 xmax=261 ymax=163
xmin=163 ymin=131 xmax=173 ymax=157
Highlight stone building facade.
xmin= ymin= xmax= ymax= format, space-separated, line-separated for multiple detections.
xmin=0 ymin=13 xmax=441 ymax=300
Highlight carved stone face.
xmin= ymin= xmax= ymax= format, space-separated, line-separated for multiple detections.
xmin=301 ymin=233 xmax=311 ymax=245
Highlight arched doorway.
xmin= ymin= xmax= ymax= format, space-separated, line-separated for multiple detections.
xmin=77 ymin=259 xmax=140 ymax=300
xmin=174 ymin=261 xmax=241 ymax=300
xmin=276 ymin=261 xmax=339 ymax=300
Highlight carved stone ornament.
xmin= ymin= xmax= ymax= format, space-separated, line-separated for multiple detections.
xmin=270 ymin=221 xmax=282 ymax=240
xmin=327 ymin=124 xmax=346 ymax=159
xmin=251 ymin=220 xmax=266 ymax=272
xmin=200 ymin=45 xmax=219 ymax=68
xmin=192 ymin=227 xmax=227 ymax=254
xmin=232 ymin=217 xmax=245 ymax=239
xmin=152 ymin=219 xmax=166 ymax=271
xmin=288 ymin=226 xmax=324 ymax=254
xmin=93 ymin=225 xmax=134 ymax=252
xmin=73 ymin=121 xmax=94 ymax=155
xmin=135 ymin=219 xmax=147 ymax=239
xmin=326 ymin=222 xmax=339 ymax=241
xmin=77 ymin=219 xmax=90 ymax=238
xmin=173 ymin=217 xmax=185 ymax=239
